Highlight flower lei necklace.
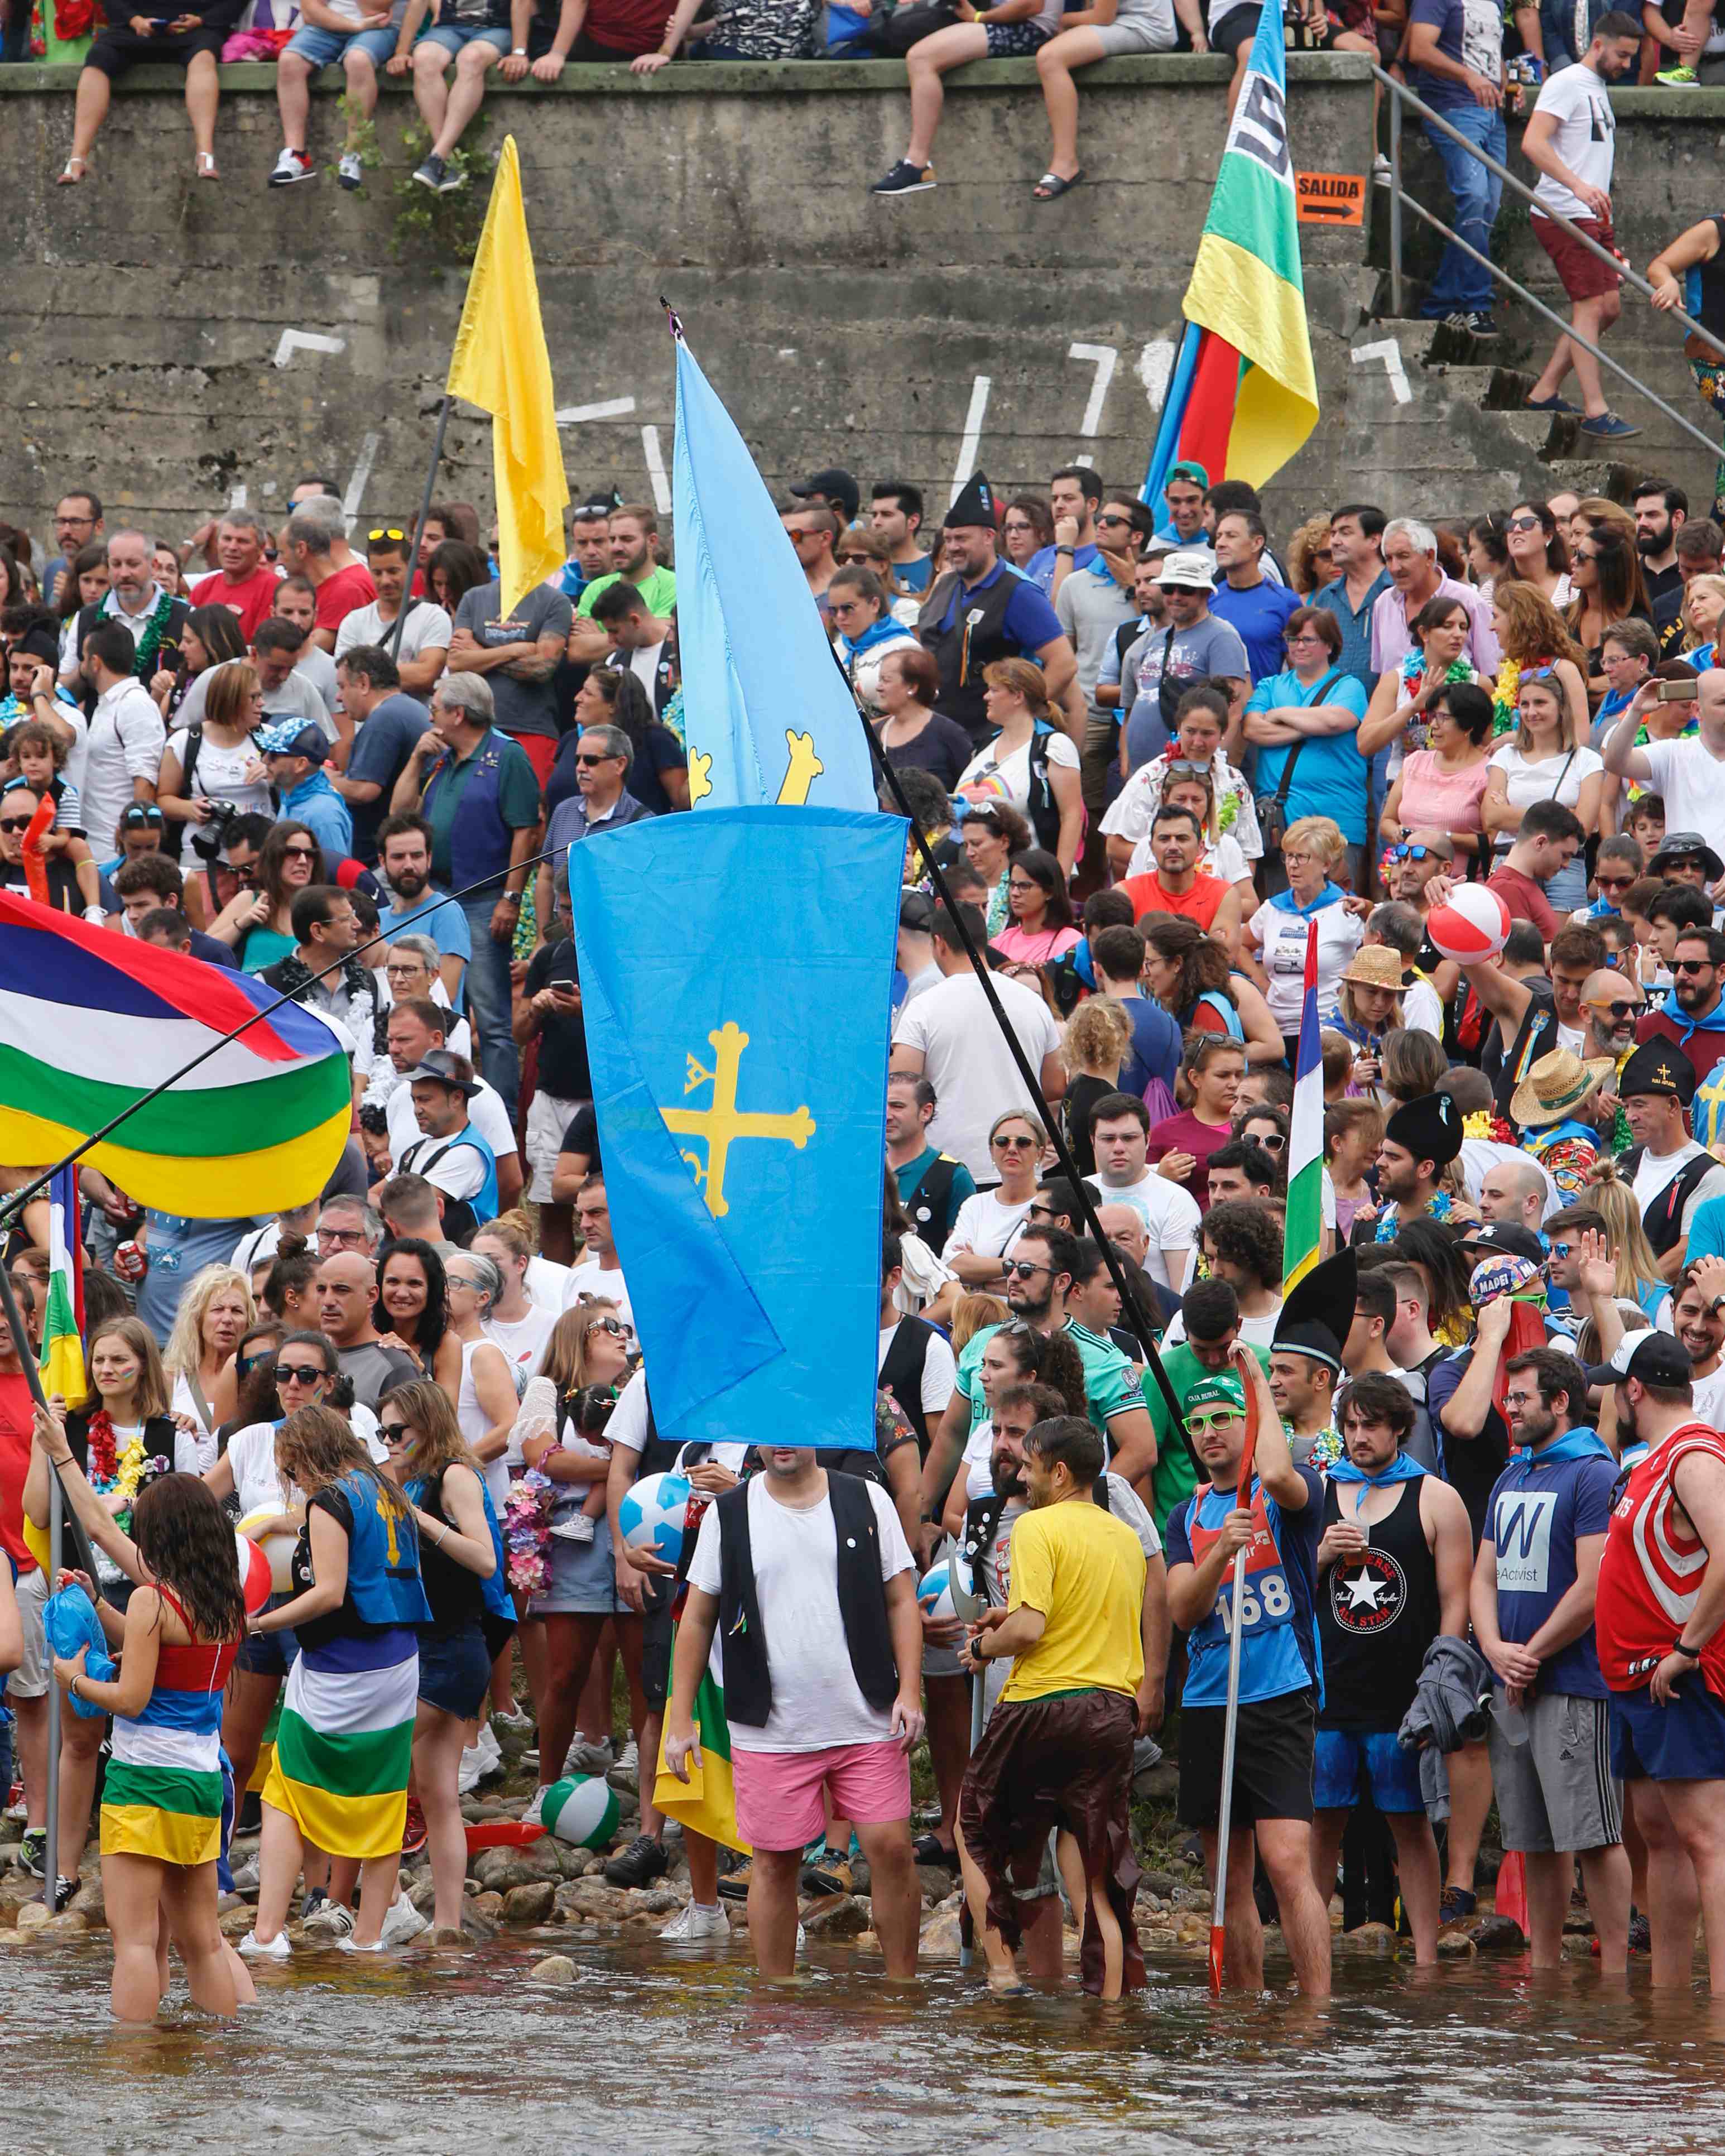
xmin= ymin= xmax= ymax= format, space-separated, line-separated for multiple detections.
xmin=122 ymin=588 xmax=179 ymax=681
xmin=85 ymin=1410 xmax=167 ymax=1534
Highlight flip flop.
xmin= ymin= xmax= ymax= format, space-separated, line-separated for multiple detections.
xmin=1032 ymin=169 xmax=1083 ymax=200
xmin=57 ymin=155 xmax=89 ymax=186
xmin=912 ymin=1833 xmax=960 ymax=1869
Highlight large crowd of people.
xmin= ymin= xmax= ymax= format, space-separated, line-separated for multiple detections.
xmin=2 ymin=433 xmax=1725 ymax=2021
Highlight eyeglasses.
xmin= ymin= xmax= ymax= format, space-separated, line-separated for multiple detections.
xmin=1505 ymin=515 xmax=1543 ymax=534
xmin=1285 ymin=631 xmax=1328 ymax=647
xmin=0 ymin=815 xmax=35 ymax=834
xmin=367 ymin=529 xmax=409 ymax=544
xmin=584 ymin=1315 xmax=625 ymax=1339
xmin=276 ymin=1362 xmax=327 ymax=1385
xmin=1186 ymin=1411 xmax=1242 ymax=1436
xmin=1164 ymin=759 xmax=1210 ymax=781
xmin=385 ymin=962 xmax=427 ymax=978
xmin=992 ymin=1134 xmax=1037 ymax=1150
xmin=1250 ymin=1130 xmax=1286 ymax=1151
xmin=378 ymin=1422 xmax=413 ymax=1446
xmin=1674 ymin=958 xmax=1715 ymax=974
xmin=318 ymin=1227 xmax=366 ymax=1247
xmin=1003 ymin=1259 xmax=1051 ymax=1279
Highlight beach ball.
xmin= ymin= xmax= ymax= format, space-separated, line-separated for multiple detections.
xmin=236 ymin=1505 xmax=297 ymax=1595
xmin=1426 ymin=885 xmax=1510 ymax=964
xmin=618 ymin=1471 xmax=691 ymax=1568
xmin=917 ymin=1560 xmax=956 ymax=1622
xmin=536 ymin=1774 xmax=621 ymax=1851
xmin=233 ymin=1530 xmax=273 ymax=1617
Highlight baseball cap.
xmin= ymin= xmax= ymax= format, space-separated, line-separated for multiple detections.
xmin=1185 ymin=1372 xmax=1246 ymax=1415
xmin=1165 ymin=459 xmax=1210 ymax=491
xmin=1585 ymin=1329 xmax=1693 ymax=1390
xmin=1457 ymin=1221 xmax=1546 ymax=1266
xmin=256 ymin=719 xmax=330 ymax=764
xmin=898 ymin=891 xmax=934 ymax=934
xmin=789 ymin=468 xmax=861 ymax=526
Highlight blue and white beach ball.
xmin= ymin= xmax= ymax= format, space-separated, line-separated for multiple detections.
xmin=618 ymin=1471 xmax=692 ymax=1567
xmin=536 ymin=1774 xmax=622 ymax=1851
xmin=917 ymin=1560 xmax=956 ymax=1622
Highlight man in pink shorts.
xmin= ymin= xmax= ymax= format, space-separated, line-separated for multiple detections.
xmin=666 ymin=1444 xmax=925 ymax=1979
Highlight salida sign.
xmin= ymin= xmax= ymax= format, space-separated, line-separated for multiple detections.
xmin=1295 ymin=169 xmax=1366 ymax=225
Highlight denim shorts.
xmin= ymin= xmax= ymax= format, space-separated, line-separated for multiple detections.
xmin=285 ymin=22 xmax=403 ymax=67
xmin=420 ymin=22 xmax=512 ymax=57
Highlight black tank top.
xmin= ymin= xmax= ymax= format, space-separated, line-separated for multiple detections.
xmin=416 ymin=1465 xmax=486 ymax=1636
xmin=1316 ymin=1476 xmax=1441 ymax=1730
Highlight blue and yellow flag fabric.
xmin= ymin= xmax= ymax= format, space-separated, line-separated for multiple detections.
xmin=567 ymin=806 xmax=902 ymax=1449
xmin=669 ymin=328 xmax=877 ymax=816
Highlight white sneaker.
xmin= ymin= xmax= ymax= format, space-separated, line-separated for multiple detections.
xmin=335 ymin=1935 xmax=385 ymax=1954
xmin=338 ymin=149 xmax=363 ymax=191
xmin=549 ymin=1513 xmax=595 ymax=1543
xmin=659 ymin=1900 xmax=729 ymax=1942
xmin=380 ymin=1892 xmax=429 ymax=1947
xmin=229 ymin=1858 xmax=261 ymax=1894
xmin=302 ymin=1898 xmax=355 ymax=1940
xmin=568 ymin=1734 xmax=613 ymax=1775
xmin=607 ymin=1738 xmax=639 ymax=1792
xmin=238 ymin=1930 xmax=291 ymax=1960
xmin=473 ymin=1722 xmax=503 ymax=1780
xmin=268 ymin=145 xmax=315 ymax=187
xmin=457 ymin=1744 xmax=483 ymax=1794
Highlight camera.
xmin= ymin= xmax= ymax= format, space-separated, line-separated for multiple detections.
xmin=188 ymin=799 xmax=243 ymax=862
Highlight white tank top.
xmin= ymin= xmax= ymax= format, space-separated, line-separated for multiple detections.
xmin=459 ymin=1338 xmax=510 ymax=1510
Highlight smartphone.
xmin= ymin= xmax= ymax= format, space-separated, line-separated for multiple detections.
xmin=1655 ymin=679 xmax=1700 ymax=702
xmin=549 ymin=974 xmax=576 ymax=992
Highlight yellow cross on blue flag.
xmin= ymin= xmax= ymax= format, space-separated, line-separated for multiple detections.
xmin=566 ymin=806 xmax=902 ymax=1448
xmin=669 ymin=321 xmax=878 ymax=816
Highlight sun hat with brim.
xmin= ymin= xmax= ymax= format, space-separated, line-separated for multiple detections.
xmin=1339 ymin=947 xmax=1406 ymax=994
xmin=1510 ymin=1047 xmax=1615 ymax=1131
xmin=1157 ymin=549 xmax=1217 ymax=593
xmin=1648 ymin=830 xmax=1725 ymax=881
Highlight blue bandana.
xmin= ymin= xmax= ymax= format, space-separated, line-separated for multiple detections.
xmin=1328 ymin=1452 xmax=1426 ymax=1487
xmin=1657 ymin=988 xmax=1725 ymax=1043
xmin=1268 ymin=881 xmax=1344 ymax=919
xmin=840 ymin=618 xmax=909 ymax=664
xmin=1508 ymin=1425 xmax=1613 ymax=1482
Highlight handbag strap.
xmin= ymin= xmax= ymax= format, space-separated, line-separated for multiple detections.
xmin=1270 ymin=668 xmax=1344 ymax=808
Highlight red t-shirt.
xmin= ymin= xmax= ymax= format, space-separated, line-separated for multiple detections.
xmin=313 ymin=562 xmax=378 ymax=636
xmin=189 ymin=564 xmax=282 ymax=644
xmin=1486 ymin=863 xmax=1558 ymax=942
xmin=1635 ymin=1009 xmax=1725 ymax=1088
xmin=1146 ymin=1111 xmax=1232 ymax=1209
xmin=586 ymin=0 xmax=673 ymax=47
xmin=0 ymin=1368 xmax=40 ymax=1576
xmin=1119 ymin=870 xmax=1229 ymax=932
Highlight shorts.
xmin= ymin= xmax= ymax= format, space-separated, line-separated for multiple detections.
xmin=417 ymin=1622 xmax=492 ymax=1718
xmin=641 ymin=1575 xmax=673 ymax=1710
xmin=6 ymin=1566 xmax=47 ymax=1702
xmin=525 ymin=1088 xmax=584 ymax=1206
xmin=984 ymin=20 xmax=1051 ymax=55
xmin=1092 ymin=12 xmax=1177 ymax=54
xmin=733 ymin=1737 xmax=912 ymax=1851
xmin=1610 ymin=1677 xmax=1725 ymax=1784
xmin=235 ymin=1592 xmax=300 ymax=1678
xmin=1209 ymin=3 xmax=1261 ymax=52
xmin=530 ymin=1510 xmax=624 ymax=1615
xmin=1531 ymin=211 xmax=1623 ymax=304
xmin=85 ymin=23 xmax=225 ymax=75
xmin=419 ymin=22 xmax=512 ymax=59
xmin=958 ymin=1688 xmax=1144 ymax=1996
xmin=1488 ymin=1689 xmax=1621 ymax=1854
xmin=1313 ymin=1725 xmax=1426 ymax=1815
xmin=1179 ymin=1687 xmax=1316 ymax=1828
xmin=284 ymin=21 xmax=402 ymax=68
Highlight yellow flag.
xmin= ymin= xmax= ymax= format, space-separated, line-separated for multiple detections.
xmin=445 ymin=136 xmax=569 ymax=618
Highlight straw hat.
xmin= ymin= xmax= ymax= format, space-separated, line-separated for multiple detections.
xmin=1338 ymin=946 xmax=1406 ymax=994
xmin=1510 ymin=1046 xmax=1615 ymax=1131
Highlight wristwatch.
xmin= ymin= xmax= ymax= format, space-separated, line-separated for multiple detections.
xmin=1674 ymin=1640 xmax=1702 ymax=1659
xmin=500 ymin=891 xmax=522 ymax=908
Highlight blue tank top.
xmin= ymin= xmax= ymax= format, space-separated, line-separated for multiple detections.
xmin=1174 ymin=1470 xmax=1324 ymax=1708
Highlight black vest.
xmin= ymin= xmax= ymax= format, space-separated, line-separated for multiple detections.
xmin=636 ymin=1384 xmax=683 ymax=1480
xmin=715 ymin=1473 xmax=899 ymax=1730
xmin=960 ymin=1480 xmax=1111 ymax=1604
xmin=1622 ymin=1145 xmax=1720 ymax=1257
xmin=918 ymin=565 xmax=1021 ymax=745
xmin=879 ymin=1315 xmax=939 ymax=1459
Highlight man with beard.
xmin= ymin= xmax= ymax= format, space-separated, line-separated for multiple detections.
xmin=1592 ymin=1331 xmax=1725 ymax=1991
xmin=1670 ymin=1260 xmax=1725 ymax=1429
xmin=1312 ymin=1371 xmax=1473 ymax=1965
xmin=1637 ymin=928 xmax=1725 ymax=1091
xmin=1372 ymin=1092 xmax=1472 ymax=1243
xmin=952 ymin=1383 xmax=1168 ymax=1982
xmin=1633 ymin=480 xmax=1688 ymax=638
xmin=957 ymin=1415 xmax=1153 ymax=1999
xmin=1473 ymin=1347 xmax=1630 ymax=1972
xmin=374 ymin=813 xmax=469 ymax=997
xmin=1578 ymin=967 xmax=1646 ymax=1156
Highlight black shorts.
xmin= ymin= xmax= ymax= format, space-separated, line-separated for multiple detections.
xmin=1178 ymin=1687 xmax=1316 ymax=1829
xmin=1210 ymin=4 xmax=1262 ymax=55
xmin=87 ymin=25 xmax=225 ymax=75
xmin=641 ymin=1576 xmax=674 ymax=1711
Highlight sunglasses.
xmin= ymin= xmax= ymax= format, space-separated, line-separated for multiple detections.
xmin=1589 ymin=998 xmax=1641 ymax=1018
xmin=1550 ymin=1241 xmax=1572 ymax=1261
xmin=1003 ymin=1259 xmax=1051 ymax=1279
xmin=378 ymin=1422 xmax=413 ymax=1445
xmin=1596 ymin=875 xmax=1635 ymax=892
xmin=992 ymin=1134 xmax=1037 ymax=1149
xmin=574 ymin=753 xmax=618 ymax=767
xmin=281 ymin=844 xmax=318 ymax=861
xmin=1387 ymin=844 xmax=1441 ymax=863
xmin=368 ymin=529 xmax=409 ymax=544
xmin=236 ymin=1352 xmax=272 ymax=1376
xmin=276 ymin=1362 xmax=327 ymax=1385
xmin=584 ymin=1315 xmax=626 ymax=1339
xmin=1096 ymin=512 xmax=1134 ymax=529
xmin=1674 ymin=958 xmax=1715 ymax=974
xmin=1164 ymin=759 xmax=1210 ymax=781
xmin=1249 ymin=1130 xmax=1287 ymax=1150
xmin=1505 ymin=515 xmax=1543 ymax=534
xmin=0 ymin=815 xmax=35 ymax=834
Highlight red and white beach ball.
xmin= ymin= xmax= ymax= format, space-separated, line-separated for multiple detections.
xmin=233 ymin=1529 xmax=274 ymax=1616
xmin=1426 ymin=885 xmax=1511 ymax=964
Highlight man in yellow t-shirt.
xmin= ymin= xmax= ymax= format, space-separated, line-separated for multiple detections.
xmin=956 ymin=1415 xmax=1147 ymax=1999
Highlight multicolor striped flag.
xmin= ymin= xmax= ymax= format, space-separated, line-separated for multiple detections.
xmin=1141 ymin=0 xmax=1318 ymax=516
xmin=0 ymin=891 xmax=352 ymax=1217
xmin=38 ymin=1165 xmax=85 ymax=1405
xmin=654 ymin=1667 xmax=747 ymax=1856
xmin=1282 ymin=921 xmax=1324 ymax=1296
xmin=265 ymin=1645 xmax=419 ymax=1860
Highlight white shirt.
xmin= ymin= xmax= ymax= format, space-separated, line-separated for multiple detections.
xmin=892 ymin=969 xmax=1063 ymax=1181
xmin=225 ymin=1414 xmax=387 ymax=1517
xmin=335 ymin=599 xmax=453 ymax=687
xmin=1637 ymin=736 xmax=1724 ymax=839
xmin=524 ymin=1252 xmax=573 ymax=1313
xmin=685 ymin=1475 xmax=915 ymax=1754
xmin=1100 ymin=751 xmax=1263 ymax=862
xmin=941 ymin=1189 xmax=1034 ymax=1264
xmin=877 ymin=1319 xmax=958 ymax=1425
xmin=1248 ymin=899 xmax=1364 ymax=1031
xmin=1082 ymin=1166 xmax=1202 ymax=1289
xmin=484 ymin=1302 xmax=558 ymax=1386
xmin=1632 ymin=1139 xmax=1725 ymax=1232
xmin=1403 ymin=974 xmax=1444 ymax=1039
xmin=1488 ymin=741 xmax=1603 ymax=833
xmin=606 ymin=1367 xmax=651 ymax=1456
xmin=398 ymin=1129 xmax=487 ymax=1202
xmin=1530 ymin=62 xmax=1617 ymax=222
xmin=955 ymin=727 xmax=1079 ymax=814
xmin=83 ymin=676 xmax=166 ymax=856
xmin=384 ymin=1074 xmax=517 ymax=1174
xmin=563 ymin=1257 xmax=634 ymax=1337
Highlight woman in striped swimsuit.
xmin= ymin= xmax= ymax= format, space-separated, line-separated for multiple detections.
xmin=45 ymin=1463 xmax=246 ymax=2021
xmin=246 ymin=1405 xmax=430 ymax=1957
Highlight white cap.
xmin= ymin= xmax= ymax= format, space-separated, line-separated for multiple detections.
xmin=1156 ymin=549 xmax=1216 ymax=592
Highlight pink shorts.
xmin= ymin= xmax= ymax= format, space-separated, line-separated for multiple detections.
xmin=732 ymin=1739 xmax=911 ymax=1852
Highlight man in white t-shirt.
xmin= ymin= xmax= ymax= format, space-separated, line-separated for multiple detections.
xmin=890 ymin=902 xmax=1065 ymax=1182
xmin=1621 ymin=1042 xmax=1725 ymax=1279
xmin=668 ymin=1446 xmax=925 ymax=1982
xmin=1082 ymin=1097 xmax=1202 ymax=1291
xmin=563 ymin=1174 xmax=635 ymax=1337
xmin=1603 ymin=671 xmax=1725 ymax=836
xmin=378 ymin=998 xmax=521 ymax=1208
xmin=1522 ymin=15 xmax=1645 ymax=438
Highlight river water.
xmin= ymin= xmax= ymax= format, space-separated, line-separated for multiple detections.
xmin=5 ymin=1933 xmax=1725 ymax=2155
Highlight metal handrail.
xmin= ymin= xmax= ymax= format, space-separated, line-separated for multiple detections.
xmin=1375 ymin=63 xmax=1723 ymax=443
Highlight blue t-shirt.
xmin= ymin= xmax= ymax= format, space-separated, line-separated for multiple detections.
xmin=382 ymin=887 xmax=472 ymax=978
xmin=892 ymin=553 xmax=934 ymax=594
xmin=1245 ymin=669 xmax=1371 ymax=843
xmin=1113 ymin=991 xmax=1182 ymax=1099
xmin=1025 ymin=541 xmax=1099 ymax=595
xmin=281 ymin=771 xmax=353 ymax=860
xmin=1208 ymin=577 xmax=1303 ymax=682
xmin=136 ymin=1212 xmax=265 ymax=1346
xmin=344 ymin=692 xmax=430 ymax=863
xmin=1687 ymin=1191 xmax=1725 ymax=1261
xmin=1408 ymin=0 xmax=1473 ymax=111
xmin=1483 ymin=1444 xmax=1617 ymax=1698
xmin=1166 ymin=1467 xmax=1324 ymax=1707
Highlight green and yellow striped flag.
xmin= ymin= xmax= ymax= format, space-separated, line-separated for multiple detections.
xmin=655 ymin=1665 xmax=748 ymax=1855
xmin=39 ymin=1166 xmax=85 ymax=1404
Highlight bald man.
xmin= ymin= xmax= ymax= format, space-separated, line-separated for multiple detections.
xmin=1477 ymin=1160 xmax=1547 ymax=1238
xmin=313 ymin=1251 xmax=421 ymax=1409
xmin=1578 ymin=967 xmax=1645 ymax=1065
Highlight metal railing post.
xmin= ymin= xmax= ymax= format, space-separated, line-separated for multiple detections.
xmin=1388 ymin=91 xmax=1403 ymax=320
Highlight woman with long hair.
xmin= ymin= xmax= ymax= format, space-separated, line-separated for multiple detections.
xmin=959 ymin=799 xmax=1034 ymax=938
xmin=944 ymin=1110 xmax=1046 ymax=1286
xmin=445 ymin=1250 xmax=527 ymax=1720
xmin=957 ymin=658 xmax=1083 ymax=876
xmin=1060 ymin=997 xmax=1131 ymax=1178
xmin=940 ymin=1319 xmax=1088 ymax=1537
xmin=206 ymin=817 xmax=322 ymax=973
xmin=831 ymin=566 xmax=920 ymax=714
xmin=376 ymin=1237 xmax=462 ymax=1394
xmin=52 ymin=543 xmax=110 ymax=666
xmin=873 ymin=644 xmax=974 ymax=791
xmin=1002 ymin=496 xmax=1056 ymax=570
xmin=245 ymin=1404 xmax=430 ymax=1958
xmin=1358 ymin=593 xmax=1479 ymax=769
xmin=1332 ymin=949 xmax=1408 ymax=1100
xmin=1500 ymin=500 xmax=1573 ymax=609
xmin=1483 ymin=671 xmax=1604 ymax=914
xmin=992 ymin=846 xmax=1080 ymax=970
xmin=1380 ymin=679 xmax=1495 ymax=867
xmin=149 ymin=603 xmax=247 ymax=730
xmin=544 ymin=666 xmax=687 ymax=821
xmin=1286 ymin=512 xmax=1336 ymax=597
xmin=425 ymin=539 xmax=491 ymax=620
xmin=39 ymin=1440 xmax=247 ymax=2021
xmin=156 ymin=654 xmax=272 ymax=849
xmin=1149 ymin=1031 xmax=1248 ymax=1207
xmin=1581 ymin=1158 xmax=1673 ymax=1329
xmin=470 ymin=1220 xmax=559 ymax=1387
xmin=1566 ymin=528 xmax=1652 ymax=698
xmin=1380 ymin=1026 xmax=1450 ymax=1109
xmin=161 ymin=1265 xmax=254 ymax=1472
xmin=378 ymin=1380 xmax=499 ymax=1938
xmin=1388 ymin=1217 xmax=1476 ymax=1348
xmin=1140 ymin=913 xmax=1284 ymax=1068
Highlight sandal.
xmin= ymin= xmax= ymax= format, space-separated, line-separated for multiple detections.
xmin=1032 ymin=167 xmax=1083 ymax=200
xmin=196 ymin=151 xmax=219 ymax=180
xmin=912 ymin=1832 xmax=960 ymax=1870
xmin=57 ymin=155 xmax=89 ymax=185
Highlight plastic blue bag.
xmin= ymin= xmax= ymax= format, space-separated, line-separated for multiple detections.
xmin=43 ymin=1583 xmax=116 ymax=1717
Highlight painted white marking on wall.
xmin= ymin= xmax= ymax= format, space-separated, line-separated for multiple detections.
xmin=1351 ymin=338 xmax=1412 ymax=405
xmin=640 ymin=425 xmax=672 ymax=515
xmin=1136 ymin=338 xmax=1177 ymax=413
xmin=342 ymin=433 xmax=381 ymax=522
xmin=227 ymin=485 xmax=248 ymax=511
xmin=555 ymin=396 xmax=638 ymax=425
xmin=272 ymin=329 xmax=346 ymax=369
xmin=948 ymin=376 xmax=992 ymax=507
xmin=1068 ymin=342 xmax=1118 ymax=438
